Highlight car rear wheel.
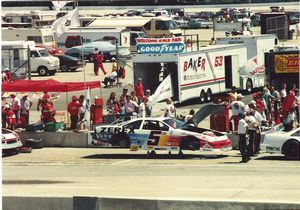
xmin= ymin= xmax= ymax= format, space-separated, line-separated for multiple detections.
xmin=283 ymin=140 xmax=300 ymax=160
xmin=38 ymin=66 xmax=48 ymax=76
xmin=61 ymin=65 xmax=69 ymax=72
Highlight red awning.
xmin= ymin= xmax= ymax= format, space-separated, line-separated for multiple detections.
xmin=2 ymin=79 xmax=101 ymax=92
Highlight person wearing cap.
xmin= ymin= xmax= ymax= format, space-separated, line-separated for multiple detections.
xmin=41 ymin=95 xmax=55 ymax=124
xmin=4 ymin=105 xmax=16 ymax=130
xmin=229 ymin=93 xmax=245 ymax=132
xmin=68 ymin=96 xmax=81 ymax=130
xmin=37 ymin=92 xmax=52 ymax=111
xmin=134 ymin=78 xmax=144 ymax=103
xmin=20 ymin=94 xmax=33 ymax=126
xmin=9 ymin=93 xmax=21 ymax=125
xmin=237 ymin=113 xmax=250 ymax=163
xmin=119 ymin=88 xmax=128 ymax=104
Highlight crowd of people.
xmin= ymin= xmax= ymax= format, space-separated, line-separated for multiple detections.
xmin=228 ymin=83 xmax=299 ymax=163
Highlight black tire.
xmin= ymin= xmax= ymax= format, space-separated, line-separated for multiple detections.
xmin=25 ymin=139 xmax=44 ymax=149
xmin=38 ymin=66 xmax=48 ymax=76
xmin=246 ymin=79 xmax=253 ymax=94
xmin=283 ymin=140 xmax=300 ymax=160
xmin=206 ymin=88 xmax=212 ymax=102
xmin=48 ymin=70 xmax=56 ymax=76
xmin=199 ymin=90 xmax=206 ymax=104
xmin=180 ymin=136 xmax=199 ymax=151
xmin=61 ymin=65 xmax=69 ymax=72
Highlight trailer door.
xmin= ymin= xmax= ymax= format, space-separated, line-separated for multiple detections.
xmin=224 ymin=56 xmax=232 ymax=88
xmin=225 ymin=55 xmax=239 ymax=88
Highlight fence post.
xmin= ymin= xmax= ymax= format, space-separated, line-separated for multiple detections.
xmin=27 ymin=45 xmax=31 ymax=80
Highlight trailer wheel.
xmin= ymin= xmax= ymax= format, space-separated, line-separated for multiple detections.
xmin=246 ymin=79 xmax=253 ymax=94
xmin=38 ymin=66 xmax=48 ymax=76
xmin=206 ymin=89 xmax=212 ymax=102
xmin=199 ymin=90 xmax=206 ymax=104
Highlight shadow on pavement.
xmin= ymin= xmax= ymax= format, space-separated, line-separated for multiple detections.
xmin=82 ymin=153 xmax=229 ymax=160
xmin=255 ymin=155 xmax=295 ymax=161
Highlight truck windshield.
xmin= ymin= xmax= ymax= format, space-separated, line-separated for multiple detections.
xmin=38 ymin=49 xmax=50 ymax=57
xmin=155 ymin=20 xmax=179 ymax=30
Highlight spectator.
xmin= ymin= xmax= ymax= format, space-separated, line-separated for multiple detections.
xmin=294 ymin=89 xmax=300 ymax=123
xmin=4 ymin=68 xmax=12 ymax=82
xmin=249 ymin=103 xmax=264 ymax=156
xmin=37 ymin=92 xmax=52 ymax=111
xmin=229 ymin=93 xmax=245 ymax=131
xmin=93 ymin=48 xmax=99 ymax=75
xmin=283 ymin=108 xmax=297 ymax=131
xmin=280 ymin=82 xmax=287 ymax=101
xmin=164 ymin=98 xmax=176 ymax=118
xmin=143 ymin=89 xmax=152 ymax=117
xmin=119 ymin=88 xmax=128 ymax=104
xmin=41 ymin=94 xmax=55 ymax=124
xmin=119 ymin=102 xmax=126 ymax=118
xmin=102 ymin=70 xmax=118 ymax=88
xmin=228 ymin=86 xmax=238 ymax=103
xmin=111 ymin=57 xmax=118 ymax=72
xmin=237 ymin=113 xmax=250 ymax=163
xmin=134 ymin=78 xmax=144 ymax=103
xmin=2 ymin=96 xmax=8 ymax=128
xmin=106 ymin=92 xmax=119 ymax=113
xmin=78 ymin=95 xmax=86 ymax=125
xmin=209 ymin=37 xmax=216 ymax=45
xmin=4 ymin=105 xmax=16 ymax=130
xmin=96 ymin=51 xmax=107 ymax=76
xmin=130 ymin=91 xmax=139 ymax=104
xmin=68 ymin=95 xmax=80 ymax=130
xmin=124 ymin=95 xmax=138 ymax=119
xmin=185 ymin=109 xmax=195 ymax=122
xmin=263 ymin=87 xmax=274 ymax=122
xmin=2 ymin=70 xmax=8 ymax=82
xmin=245 ymin=110 xmax=258 ymax=157
xmin=138 ymin=98 xmax=146 ymax=118
xmin=20 ymin=94 xmax=33 ymax=127
xmin=9 ymin=93 xmax=20 ymax=125
xmin=253 ymin=92 xmax=266 ymax=119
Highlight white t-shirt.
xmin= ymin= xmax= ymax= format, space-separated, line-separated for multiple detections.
xmin=125 ymin=100 xmax=138 ymax=113
xmin=280 ymin=89 xmax=287 ymax=98
xmin=245 ymin=115 xmax=257 ymax=130
xmin=79 ymin=100 xmax=86 ymax=114
xmin=238 ymin=118 xmax=248 ymax=134
xmin=164 ymin=104 xmax=176 ymax=118
xmin=230 ymin=101 xmax=245 ymax=116
xmin=254 ymin=111 xmax=263 ymax=124
xmin=11 ymin=97 xmax=21 ymax=111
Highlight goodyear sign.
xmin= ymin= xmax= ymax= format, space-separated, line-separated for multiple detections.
xmin=275 ymin=54 xmax=300 ymax=73
xmin=136 ymin=37 xmax=185 ymax=54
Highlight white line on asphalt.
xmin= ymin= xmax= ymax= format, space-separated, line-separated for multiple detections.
xmin=37 ymin=186 xmax=104 ymax=189
xmin=110 ymin=159 xmax=133 ymax=165
xmin=176 ymin=188 xmax=245 ymax=191
xmin=108 ymin=164 xmax=300 ymax=168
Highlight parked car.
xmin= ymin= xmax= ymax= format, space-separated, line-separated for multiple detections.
xmin=173 ymin=16 xmax=188 ymax=28
xmin=2 ymin=128 xmax=22 ymax=156
xmin=53 ymin=54 xmax=84 ymax=72
xmin=261 ymin=125 xmax=300 ymax=160
xmin=186 ymin=18 xmax=213 ymax=29
xmin=65 ymin=41 xmax=130 ymax=62
xmin=91 ymin=117 xmax=232 ymax=154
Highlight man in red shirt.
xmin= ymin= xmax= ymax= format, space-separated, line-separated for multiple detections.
xmin=41 ymin=95 xmax=55 ymax=124
xmin=96 ymin=51 xmax=107 ymax=76
xmin=134 ymin=78 xmax=144 ymax=103
xmin=4 ymin=105 xmax=16 ymax=130
xmin=68 ymin=95 xmax=81 ymax=130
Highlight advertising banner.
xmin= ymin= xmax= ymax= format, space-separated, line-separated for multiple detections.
xmin=136 ymin=37 xmax=185 ymax=54
xmin=275 ymin=54 xmax=300 ymax=73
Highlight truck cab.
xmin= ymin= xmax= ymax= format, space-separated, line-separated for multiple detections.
xmin=143 ymin=17 xmax=182 ymax=38
xmin=30 ymin=47 xmax=60 ymax=76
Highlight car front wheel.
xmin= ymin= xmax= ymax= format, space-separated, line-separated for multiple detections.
xmin=61 ymin=65 xmax=69 ymax=72
xmin=38 ymin=66 xmax=48 ymax=76
xmin=283 ymin=140 xmax=300 ymax=160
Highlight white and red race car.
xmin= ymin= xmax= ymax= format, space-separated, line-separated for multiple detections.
xmin=2 ymin=128 xmax=23 ymax=155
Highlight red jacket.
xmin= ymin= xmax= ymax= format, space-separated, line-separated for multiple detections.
xmin=6 ymin=109 xmax=16 ymax=125
xmin=41 ymin=102 xmax=54 ymax=121
xmin=97 ymin=54 xmax=104 ymax=63
xmin=134 ymin=83 xmax=144 ymax=98
xmin=68 ymin=101 xmax=80 ymax=116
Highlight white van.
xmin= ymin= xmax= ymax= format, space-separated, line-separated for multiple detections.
xmin=2 ymin=41 xmax=60 ymax=77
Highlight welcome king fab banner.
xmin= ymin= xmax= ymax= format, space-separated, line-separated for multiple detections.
xmin=136 ymin=37 xmax=185 ymax=54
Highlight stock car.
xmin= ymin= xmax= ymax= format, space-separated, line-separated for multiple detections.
xmin=2 ymin=128 xmax=22 ymax=155
xmin=261 ymin=125 xmax=300 ymax=160
xmin=90 ymin=117 xmax=232 ymax=154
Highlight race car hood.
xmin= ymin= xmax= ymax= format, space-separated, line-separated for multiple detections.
xmin=184 ymin=104 xmax=226 ymax=126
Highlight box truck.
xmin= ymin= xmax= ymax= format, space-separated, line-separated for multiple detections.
xmin=2 ymin=41 xmax=60 ymax=77
xmin=132 ymin=37 xmax=247 ymax=103
xmin=216 ymin=35 xmax=279 ymax=92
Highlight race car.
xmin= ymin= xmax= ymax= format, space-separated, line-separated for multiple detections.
xmin=2 ymin=128 xmax=23 ymax=155
xmin=90 ymin=116 xmax=232 ymax=154
xmin=261 ymin=126 xmax=300 ymax=160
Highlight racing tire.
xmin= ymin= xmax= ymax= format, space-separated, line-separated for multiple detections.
xmin=48 ymin=70 xmax=56 ymax=76
xmin=61 ymin=65 xmax=69 ymax=72
xmin=25 ymin=139 xmax=44 ymax=149
xmin=283 ymin=140 xmax=300 ymax=160
xmin=112 ymin=134 xmax=130 ymax=148
xmin=147 ymin=150 xmax=156 ymax=158
xmin=38 ymin=66 xmax=48 ymax=76
xmin=199 ymin=90 xmax=206 ymax=104
xmin=180 ymin=136 xmax=200 ymax=151
xmin=246 ymin=79 xmax=253 ymax=94
xmin=206 ymin=89 xmax=212 ymax=102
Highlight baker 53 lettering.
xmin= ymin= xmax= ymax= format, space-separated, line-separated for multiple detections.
xmin=214 ymin=56 xmax=223 ymax=67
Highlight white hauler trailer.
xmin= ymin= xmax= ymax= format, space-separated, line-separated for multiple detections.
xmin=132 ymin=37 xmax=247 ymax=103
xmin=216 ymin=35 xmax=278 ymax=92
xmin=55 ymin=27 xmax=132 ymax=51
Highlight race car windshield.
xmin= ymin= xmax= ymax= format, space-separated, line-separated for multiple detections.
xmin=163 ymin=118 xmax=185 ymax=129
